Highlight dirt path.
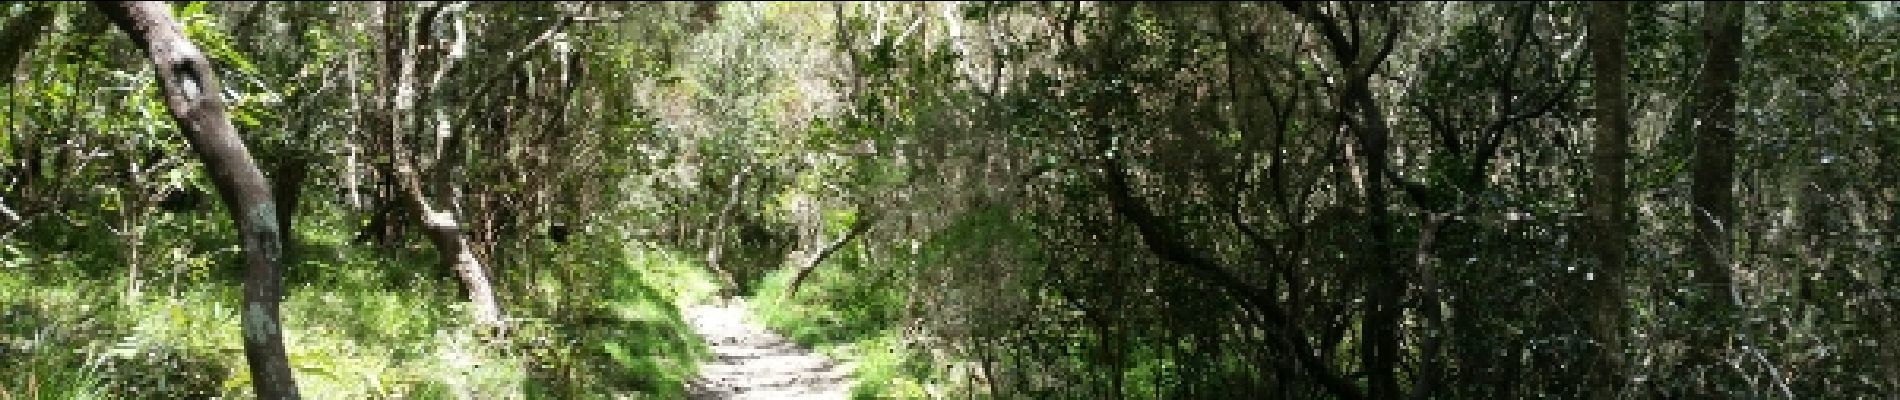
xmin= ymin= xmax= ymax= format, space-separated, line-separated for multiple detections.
xmin=684 ymin=299 xmax=852 ymax=400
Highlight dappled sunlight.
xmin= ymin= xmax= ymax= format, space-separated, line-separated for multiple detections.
xmin=5 ymin=1 xmax=1899 ymax=398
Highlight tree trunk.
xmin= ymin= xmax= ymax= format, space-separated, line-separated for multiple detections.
xmin=266 ymin=3 xmax=318 ymax=266
xmin=0 ymin=2 xmax=55 ymax=80
xmin=1276 ymin=3 xmax=1407 ymax=395
xmin=272 ymin=154 xmax=308 ymax=264
xmin=707 ymin=169 xmax=749 ymax=296
xmin=93 ymin=2 xmax=301 ymax=398
xmin=0 ymin=0 xmax=56 ymax=227
xmin=1349 ymin=81 xmax=1402 ymax=400
xmin=383 ymin=1 xmax=504 ymax=330
xmin=1331 ymin=10 xmax=1405 ymax=399
xmin=782 ymin=212 xmax=877 ymax=300
xmin=1586 ymin=2 xmax=1632 ymax=398
xmin=1689 ymin=0 xmax=1744 ymax=393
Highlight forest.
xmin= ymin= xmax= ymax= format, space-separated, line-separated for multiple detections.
xmin=2 ymin=1 xmax=1898 ymax=399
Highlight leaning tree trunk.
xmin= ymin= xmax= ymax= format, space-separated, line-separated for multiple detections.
xmin=782 ymin=212 xmax=878 ymax=301
xmin=382 ymin=1 xmax=504 ymax=330
xmin=1586 ymin=2 xmax=1632 ymax=399
xmin=93 ymin=2 xmax=301 ymax=398
xmin=395 ymin=162 xmax=504 ymax=329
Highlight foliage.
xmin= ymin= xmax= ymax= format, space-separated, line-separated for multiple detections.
xmin=5 ymin=1 xmax=1900 ymax=398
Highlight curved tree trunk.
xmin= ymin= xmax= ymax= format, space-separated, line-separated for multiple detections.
xmin=1279 ymin=3 xmax=1407 ymax=396
xmin=382 ymin=1 xmax=504 ymax=330
xmin=93 ymin=2 xmax=301 ymax=398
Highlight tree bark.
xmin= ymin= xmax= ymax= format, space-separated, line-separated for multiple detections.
xmin=1348 ymin=82 xmax=1402 ymax=400
xmin=271 ymin=153 xmax=308 ymax=264
xmin=1689 ymin=0 xmax=1744 ymax=392
xmin=1586 ymin=2 xmax=1632 ymax=398
xmin=93 ymin=2 xmax=301 ymax=398
xmin=382 ymin=1 xmax=504 ymax=330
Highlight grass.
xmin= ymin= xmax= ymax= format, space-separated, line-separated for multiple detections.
xmin=0 ymin=207 xmax=717 ymax=399
xmin=747 ymin=247 xmax=949 ymax=399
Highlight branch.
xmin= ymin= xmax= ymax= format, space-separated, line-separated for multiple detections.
xmin=1279 ymin=1 xmax=1356 ymax=68
xmin=782 ymin=211 xmax=880 ymax=300
xmin=1098 ymin=151 xmax=1364 ymax=400
xmin=1406 ymin=213 xmax=1451 ymax=400
xmin=1470 ymin=66 xmax=1579 ymax=183
xmin=1230 ymin=207 xmax=1282 ymax=262
xmin=1357 ymin=7 xmax=1402 ymax=89
xmin=448 ymin=15 xmax=575 ymax=125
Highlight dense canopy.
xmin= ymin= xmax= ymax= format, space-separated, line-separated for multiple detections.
xmin=2 ymin=1 xmax=1898 ymax=398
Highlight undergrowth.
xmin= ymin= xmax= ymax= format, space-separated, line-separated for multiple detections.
xmin=748 ymin=245 xmax=953 ymax=399
xmin=0 ymin=206 xmax=715 ymax=399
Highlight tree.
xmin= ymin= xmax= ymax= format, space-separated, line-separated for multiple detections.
xmin=1688 ymin=2 xmax=1744 ymax=389
xmin=1587 ymin=2 xmax=1632 ymax=398
xmin=379 ymin=1 xmax=508 ymax=330
xmin=92 ymin=1 xmax=301 ymax=398
xmin=1279 ymin=2 xmax=1408 ymax=396
xmin=13 ymin=1 xmax=1900 ymax=397
xmin=782 ymin=208 xmax=877 ymax=300
xmin=0 ymin=2 xmax=56 ymax=80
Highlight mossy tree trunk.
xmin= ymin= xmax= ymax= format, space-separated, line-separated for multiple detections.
xmin=94 ymin=1 xmax=301 ymax=398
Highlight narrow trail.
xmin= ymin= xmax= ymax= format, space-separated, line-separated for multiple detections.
xmin=684 ymin=299 xmax=853 ymax=400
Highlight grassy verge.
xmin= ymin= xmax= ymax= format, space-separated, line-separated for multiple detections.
xmin=0 ymin=209 xmax=716 ymax=399
xmin=747 ymin=250 xmax=948 ymax=399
